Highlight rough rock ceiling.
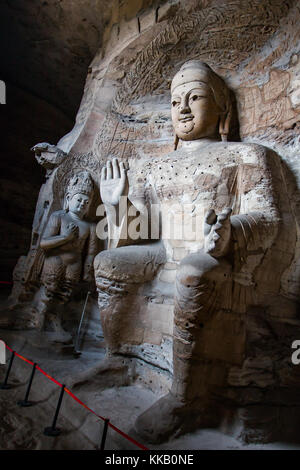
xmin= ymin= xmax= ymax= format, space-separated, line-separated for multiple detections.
xmin=1 ymin=0 xmax=298 ymax=122
xmin=0 ymin=0 xmax=113 ymax=119
xmin=0 ymin=0 xmax=166 ymax=119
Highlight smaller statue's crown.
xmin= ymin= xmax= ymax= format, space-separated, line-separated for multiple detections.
xmin=66 ymin=171 xmax=94 ymax=199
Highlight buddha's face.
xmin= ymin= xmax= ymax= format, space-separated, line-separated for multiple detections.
xmin=68 ymin=193 xmax=90 ymax=218
xmin=171 ymin=81 xmax=220 ymax=141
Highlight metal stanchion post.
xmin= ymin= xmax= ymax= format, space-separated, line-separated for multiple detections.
xmin=0 ymin=350 xmax=15 ymax=390
xmin=99 ymin=418 xmax=110 ymax=450
xmin=74 ymin=291 xmax=90 ymax=356
xmin=44 ymin=384 xmax=66 ymax=436
xmin=17 ymin=362 xmax=37 ymax=407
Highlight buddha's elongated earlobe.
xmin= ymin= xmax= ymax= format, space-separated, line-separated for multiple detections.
xmin=219 ymin=103 xmax=232 ymax=142
xmin=174 ymin=134 xmax=179 ymax=151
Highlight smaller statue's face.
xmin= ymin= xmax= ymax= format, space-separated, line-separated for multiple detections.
xmin=171 ymin=81 xmax=220 ymax=141
xmin=68 ymin=193 xmax=90 ymax=218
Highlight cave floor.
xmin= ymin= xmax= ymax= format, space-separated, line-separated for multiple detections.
xmin=0 ymin=329 xmax=299 ymax=451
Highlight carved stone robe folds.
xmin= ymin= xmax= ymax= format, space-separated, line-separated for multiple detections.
xmin=94 ymin=141 xmax=297 ymax=422
xmin=42 ymin=209 xmax=98 ymax=302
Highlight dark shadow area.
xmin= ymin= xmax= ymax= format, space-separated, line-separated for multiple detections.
xmin=0 ymin=82 xmax=73 ymax=282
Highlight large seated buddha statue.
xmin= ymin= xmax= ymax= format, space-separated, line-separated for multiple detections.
xmin=94 ymin=60 xmax=297 ymax=443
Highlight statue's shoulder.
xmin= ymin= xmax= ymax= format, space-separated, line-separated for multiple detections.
xmin=224 ymin=141 xmax=277 ymax=166
xmin=162 ymin=141 xmax=271 ymax=160
xmin=48 ymin=209 xmax=67 ymax=221
xmin=51 ymin=209 xmax=67 ymax=217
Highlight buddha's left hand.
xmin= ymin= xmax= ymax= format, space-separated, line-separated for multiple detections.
xmin=204 ymin=207 xmax=232 ymax=258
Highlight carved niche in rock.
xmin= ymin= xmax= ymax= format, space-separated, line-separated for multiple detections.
xmin=3 ymin=146 xmax=101 ymax=338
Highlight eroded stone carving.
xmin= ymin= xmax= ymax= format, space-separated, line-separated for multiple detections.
xmin=94 ymin=60 xmax=297 ymax=443
xmin=26 ymin=171 xmax=97 ymax=340
xmin=32 ymin=142 xmax=67 ymax=173
xmin=111 ymin=0 xmax=294 ymax=114
xmin=3 ymin=164 xmax=99 ymax=341
xmin=40 ymin=171 xmax=97 ymax=301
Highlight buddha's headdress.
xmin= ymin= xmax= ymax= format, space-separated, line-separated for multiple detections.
xmin=66 ymin=171 xmax=94 ymax=199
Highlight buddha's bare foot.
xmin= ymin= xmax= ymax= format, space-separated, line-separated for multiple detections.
xmin=133 ymin=392 xmax=219 ymax=444
xmin=132 ymin=393 xmax=187 ymax=444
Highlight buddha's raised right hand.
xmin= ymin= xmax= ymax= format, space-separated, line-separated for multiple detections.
xmin=100 ymin=158 xmax=128 ymax=207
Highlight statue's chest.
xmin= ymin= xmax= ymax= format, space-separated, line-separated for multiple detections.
xmin=129 ymin=148 xmax=240 ymax=217
xmin=61 ymin=216 xmax=90 ymax=240
xmin=145 ymin=154 xmax=233 ymax=203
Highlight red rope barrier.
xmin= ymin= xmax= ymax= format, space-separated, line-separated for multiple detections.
xmin=36 ymin=366 xmax=65 ymax=388
xmin=0 ymin=282 xmax=13 ymax=285
xmin=3 ymin=342 xmax=148 ymax=450
xmin=5 ymin=344 xmax=34 ymax=366
xmin=64 ymin=387 xmax=105 ymax=421
xmin=108 ymin=422 xmax=149 ymax=450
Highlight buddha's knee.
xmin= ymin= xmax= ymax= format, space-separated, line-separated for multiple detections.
xmin=176 ymin=250 xmax=231 ymax=288
xmin=94 ymin=248 xmax=143 ymax=283
xmin=94 ymin=249 xmax=121 ymax=281
xmin=94 ymin=244 xmax=164 ymax=283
